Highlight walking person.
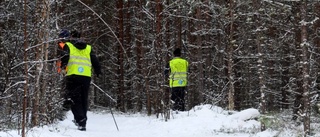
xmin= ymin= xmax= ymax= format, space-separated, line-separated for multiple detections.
xmin=57 ymin=29 xmax=70 ymax=73
xmin=165 ymin=48 xmax=189 ymax=111
xmin=60 ymin=30 xmax=101 ymax=131
xmin=57 ymin=29 xmax=72 ymax=111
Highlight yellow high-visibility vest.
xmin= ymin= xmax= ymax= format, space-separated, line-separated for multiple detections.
xmin=66 ymin=42 xmax=92 ymax=77
xmin=169 ymin=57 xmax=188 ymax=87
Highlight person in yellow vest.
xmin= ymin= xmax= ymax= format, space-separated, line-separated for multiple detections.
xmin=165 ymin=48 xmax=189 ymax=111
xmin=58 ymin=29 xmax=72 ymax=111
xmin=60 ymin=30 xmax=101 ymax=131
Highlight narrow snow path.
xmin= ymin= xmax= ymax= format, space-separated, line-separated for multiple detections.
xmin=0 ymin=105 xmax=278 ymax=137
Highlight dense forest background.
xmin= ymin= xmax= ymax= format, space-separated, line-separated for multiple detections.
xmin=1 ymin=0 xmax=320 ymax=135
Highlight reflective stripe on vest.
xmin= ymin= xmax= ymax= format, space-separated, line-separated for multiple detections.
xmin=66 ymin=42 xmax=92 ymax=77
xmin=169 ymin=57 xmax=188 ymax=87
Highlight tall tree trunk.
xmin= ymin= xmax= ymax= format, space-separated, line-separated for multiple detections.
xmin=155 ymin=0 xmax=163 ymax=116
xmin=300 ymin=0 xmax=310 ymax=135
xmin=22 ymin=0 xmax=28 ymax=136
xmin=196 ymin=0 xmax=204 ymax=105
xmin=292 ymin=2 xmax=303 ymax=121
xmin=32 ymin=0 xmax=42 ymax=127
xmin=41 ymin=0 xmax=50 ymax=123
xmin=125 ymin=0 xmax=133 ymax=110
xmin=135 ymin=0 xmax=144 ymax=112
xmin=117 ymin=0 xmax=125 ymax=112
xmin=164 ymin=0 xmax=171 ymax=120
xmin=204 ymin=0 xmax=213 ymax=104
xmin=253 ymin=0 xmax=266 ymax=131
xmin=187 ymin=10 xmax=197 ymax=108
xmin=227 ymin=0 xmax=235 ymax=111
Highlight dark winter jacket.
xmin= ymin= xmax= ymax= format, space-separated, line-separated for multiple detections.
xmin=61 ymin=40 xmax=102 ymax=77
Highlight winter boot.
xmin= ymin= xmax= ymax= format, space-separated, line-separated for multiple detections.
xmin=78 ymin=126 xmax=86 ymax=131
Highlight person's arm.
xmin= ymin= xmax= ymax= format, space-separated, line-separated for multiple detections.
xmin=57 ymin=42 xmax=63 ymax=58
xmin=90 ymin=50 xmax=102 ymax=77
xmin=60 ymin=44 xmax=70 ymax=69
xmin=56 ymin=42 xmax=64 ymax=73
xmin=164 ymin=63 xmax=170 ymax=78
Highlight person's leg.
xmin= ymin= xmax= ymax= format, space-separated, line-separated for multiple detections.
xmin=70 ymin=85 xmax=83 ymax=123
xmin=176 ymin=88 xmax=181 ymax=111
xmin=178 ymin=87 xmax=186 ymax=111
xmin=171 ymin=87 xmax=179 ymax=111
xmin=78 ymin=77 xmax=91 ymax=128
xmin=66 ymin=77 xmax=81 ymax=121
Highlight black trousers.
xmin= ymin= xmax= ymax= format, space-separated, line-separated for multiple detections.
xmin=66 ymin=75 xmax=91 ymax=127
xmin=171 ymin=87 xmax=186 ymax=111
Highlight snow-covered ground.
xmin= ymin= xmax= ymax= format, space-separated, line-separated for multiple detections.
xmin=0 ymin=105 xmax=316 ymax=137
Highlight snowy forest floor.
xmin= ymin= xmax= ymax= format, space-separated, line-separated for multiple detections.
xmin=1 ymin=105 xmax=320 ymax=137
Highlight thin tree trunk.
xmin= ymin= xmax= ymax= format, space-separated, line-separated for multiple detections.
xmin=187 ymin=12 xmax=197 ymax=108
xmin=32 ymin=0 xmax=41 ymax=127
xmin=292 ymin=2 xmax=303 ymax=121
xmin=155 ymin=0 xmax=163 ymax=116
xmin=146 ymin=74 xmax=151 ymax=115
xmin=124 ymin=0 xmax=133 ymax=110
xmin=227 ymin=0 xmax=235 ymax=111
xmin=117 ymin=0 xmax=125 ymax=112
xmin=41 ymin=0 xmax=50 ymax=123
xmin=300 ymin=0 xmax=310 ymax=135
xmin=253 ymin=0 xmax=266 ymax=131
xmin=177 ymin=5 xmax=182 ymax=49
xmin=164 ymin=0 xmax=171 ymax=120
xmin=22 ymin=0 xmax=28 ymax=136
xmin=135 ymin=0 xmax=144 ymax=112
xmin=196 ymin=0 xmax=204 ymax=105
xmin=204 ymin=0 xmax=212 ymax=104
